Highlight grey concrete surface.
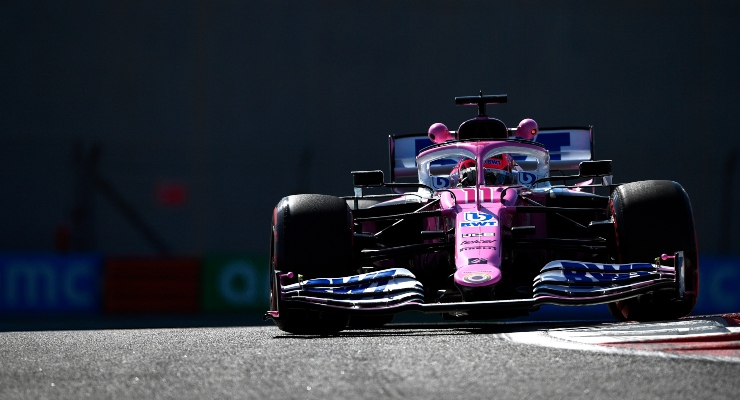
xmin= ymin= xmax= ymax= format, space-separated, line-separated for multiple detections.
xmin=0 ymin=323 xmax=738 ymax=399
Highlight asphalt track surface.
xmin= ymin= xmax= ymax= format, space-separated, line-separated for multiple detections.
xmin=1 ymin=317 xmax=740 ymax=400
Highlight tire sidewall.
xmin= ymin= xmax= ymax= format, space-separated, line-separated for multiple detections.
xmin=609 ymin=180 xmax=699 ymax=321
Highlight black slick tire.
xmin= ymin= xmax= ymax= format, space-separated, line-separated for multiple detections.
xmin=607 ymin=180 xmax=699 ymax=321
xmin=269 ymin=194 xmax=353 ymax=335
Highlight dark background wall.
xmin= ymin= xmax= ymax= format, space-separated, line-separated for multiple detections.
xmin=2 ymin=1 xmax=739 ymax=256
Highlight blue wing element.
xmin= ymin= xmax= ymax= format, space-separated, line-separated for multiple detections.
xmin=532 ymin=261 xmax=676 ymax=298
xmin=281 ymin=268 xmax=425 ymax=307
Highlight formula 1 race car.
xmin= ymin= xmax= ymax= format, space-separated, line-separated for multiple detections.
xmin=265 ymin=93 xmax=699 ymax=335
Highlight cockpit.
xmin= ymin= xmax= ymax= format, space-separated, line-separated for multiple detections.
xmin=416 ymin=142 xmax=550 ymax=190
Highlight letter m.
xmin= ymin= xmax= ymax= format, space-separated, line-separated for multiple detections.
xmin=4 ymin=262 xmax=57 ymax=308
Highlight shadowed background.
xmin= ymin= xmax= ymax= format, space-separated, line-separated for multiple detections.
xmin=2 ymin=0 xmax=739 ymax=257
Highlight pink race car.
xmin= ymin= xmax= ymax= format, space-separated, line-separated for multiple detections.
xmin=266 ymin=93 xmax=699 ymax=335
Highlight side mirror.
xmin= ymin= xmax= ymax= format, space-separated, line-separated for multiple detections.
xmin=352 ymin=170 xmax=385 ymax=187
xmin=579 ymin=160 xmax=612 ymax=176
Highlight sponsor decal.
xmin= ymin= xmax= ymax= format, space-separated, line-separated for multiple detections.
xmin=460 ymin=240 xmax=496 ymax=245
xmin=464 ymin=212 xmax=493 ymax=222
xmin=519 ymin=172 xmax=537 ymax=185
xmin=462 ymin=233 xmax=495 ymax=238
xmin=468 ymin=258 xmax=488 ymax=265
xmin=461 ymin=221 xmax=497 ymax=227
xmin=459 ymin=246 xmax=497 ymax=252
xmin=202 ymin=255 xmax=269 ymax=311
xmin=461 ymin=212 xmax=498 ymax=227
xmin=562 ymin=270 xmax=651 ymax=283
xmin=432 ymin=176 xmax=450 ymax=189
xmin=560 ymin=261 xmax=652 ymax=272
xmin=462 ymin=272 xmax=493 ymax=284
xmin=0 ymin=255 xmax=101 ymax=312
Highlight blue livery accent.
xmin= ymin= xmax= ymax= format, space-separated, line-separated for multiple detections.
xmin=541 ymin=261 xmax=658 ymax=273
xmin=281 ymin=269 xmax=425 ymax=307
xmin=415 ymin=138 xmax=434 ymax=154
xmin=298 ymin=268 xmax=416 ymax=288
xmin=461 ymin=221 xmax=497 ymax=227
xmin=532 ymin=259 xmax=675 ymax=298
xmin=561 ymin=270 xmax=653 ymax=283
xmin=416 ymin=138 xmax=456 ymax=166
xmin=535 ymin=132 xmax=570 ymax=161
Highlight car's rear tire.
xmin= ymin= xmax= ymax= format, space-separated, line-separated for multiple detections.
xmin=606 ymin=180 xmax=699 ymax=321
xmin=269 ymin=194 xmax=354 ymax=335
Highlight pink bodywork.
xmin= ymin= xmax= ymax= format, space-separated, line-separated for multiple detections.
xmin=515 ymin=118 xmax=539 ymax=140
xmin=428 ymin=123 xmax=453 ymax=143
xmin=417 ymin=141 xmax=549 ymax=289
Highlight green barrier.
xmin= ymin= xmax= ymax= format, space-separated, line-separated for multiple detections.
xmin=202 ymin=254 xmax=269 ymax=311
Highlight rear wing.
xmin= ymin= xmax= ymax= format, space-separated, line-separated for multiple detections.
xmin=389 ymin=126 xmax=594 ymax=181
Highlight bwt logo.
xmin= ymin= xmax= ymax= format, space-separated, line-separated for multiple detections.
xmin=464 ymin=212 xmax=493 ymax=222
xmin=461 ymin=212 xmax=498 ymax=227
xmin=431 ymin=176 xmax=450 ymax=189
xmin=518 ymin=172 xmax=537 ymax=185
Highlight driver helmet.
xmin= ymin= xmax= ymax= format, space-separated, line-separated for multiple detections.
xmin=483 ymin=155 xmax=514 ymax=185
xmin=456 ymin=156 xmax=515 ymax=186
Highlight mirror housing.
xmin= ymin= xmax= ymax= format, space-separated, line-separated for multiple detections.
xmin=579 ymin=160 xmax=612 ymax=176
xmin=352 ymin=170 xmax=385 ymax=187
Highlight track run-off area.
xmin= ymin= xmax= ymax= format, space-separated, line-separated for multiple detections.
xmin=1 ymin=315 xmax=739 ymax=399
xmin=502 ymin=314 xmax=740 ymax=362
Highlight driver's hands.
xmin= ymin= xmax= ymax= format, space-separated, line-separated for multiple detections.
xmin=459 ymin=167 xmax=477 ymax=186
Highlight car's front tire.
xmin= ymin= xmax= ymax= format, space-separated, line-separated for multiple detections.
xmin=269 ymin=194 xmax=354 ymax=335
xmin=607 ymin=180 xmax=699 ymax=321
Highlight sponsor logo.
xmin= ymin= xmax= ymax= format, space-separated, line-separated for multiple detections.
xmin=461 ymin=221 xmax=497 ymax=227
xmin=460 ymin=240 xmax=496 ymax=245
xmin=461 ymin=213 xmax=498 ymax=227
xmin=462 ymin=233 xmax=495 ymax=238
xmin=462 ymin=272 xmax=493 ymax=284
xmin=218 ymin=261 xmax=259 ymax=305
xmin=468 ymin=258 xmax=488 ymax=265
xmin=519 ymin=172 xmax=537 ymax=185
xmin=432 ymin=176 xmax=450 ymax=189
xmin=0 ymin=256 xmax=100 ymax=311
xmin=459 ymin=246 xmax=497 ymax=252
xmin=560 ymin=262 xmax=653 ymax=272
xmin=464 ymin=212 xmax=493 ymax=222
xmin=556 ymin=262 xmax=655 ymax=283
xmin=562 ymin=270 xmax=651 ymax=283
xmin=484 ymin=159 xmax=501 ymax=167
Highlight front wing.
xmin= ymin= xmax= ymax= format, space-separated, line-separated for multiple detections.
xmin=266 ymin=252 xmax=689 ymax=320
